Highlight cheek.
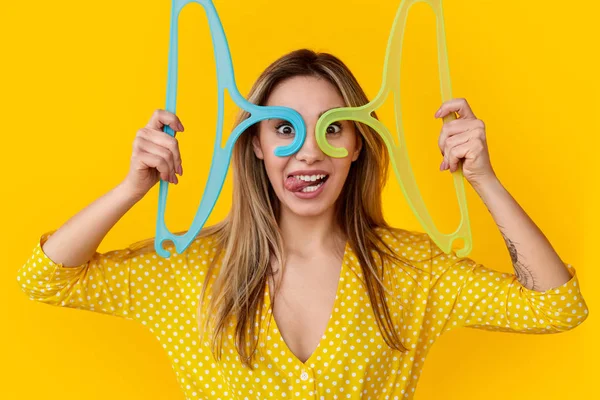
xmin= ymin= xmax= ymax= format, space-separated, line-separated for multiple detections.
xmin=337 ymin=129 xmax=360 ymax=156
xmin=262 ymin=152 xmax=289 ymax=182
xmin=331 ymin=157 xmax=354 ymax=180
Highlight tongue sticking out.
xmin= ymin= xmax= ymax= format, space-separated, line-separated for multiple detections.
xmin=284 ymin=176 xmax=325 ymax=192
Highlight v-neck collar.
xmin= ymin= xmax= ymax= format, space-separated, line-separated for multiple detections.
xmin=262 ymin=240 xmax=352 ymax=373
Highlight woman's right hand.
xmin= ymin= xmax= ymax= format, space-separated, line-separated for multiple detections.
xmin=120 ymin=109 xmax=185 ymax=200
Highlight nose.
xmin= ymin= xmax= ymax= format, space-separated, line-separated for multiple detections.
xmin=295 ymin=126 xmax=325 ymax=164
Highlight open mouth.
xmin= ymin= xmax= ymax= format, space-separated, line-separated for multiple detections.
xmin=285 ymin=173 xmax=330 ymax=193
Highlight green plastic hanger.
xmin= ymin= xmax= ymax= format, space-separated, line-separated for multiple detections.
xmin=315 ymin=0 xmax=472 ymax=257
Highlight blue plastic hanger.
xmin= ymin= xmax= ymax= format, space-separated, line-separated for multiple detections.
xmin=155 ymin=0 xmax=307 ymax=258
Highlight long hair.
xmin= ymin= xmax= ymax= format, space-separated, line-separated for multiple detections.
xmin=129 ymin=49 xmax=415 ymax=368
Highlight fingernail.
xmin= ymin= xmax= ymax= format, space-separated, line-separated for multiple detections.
xmin=440 ymin=160 xmax=445 ymax=171
xmin=179 ymin=164 xmax=183 ymax=176
xmin=435 ymin=109 xmax=442 ymax=118
xmin=179 ymin=123 xmax=185 ymax=132
xmin=175 ymin=165 xmax=181 ymax=176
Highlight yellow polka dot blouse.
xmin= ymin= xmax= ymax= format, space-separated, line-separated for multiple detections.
xmin=17 ymin=228 xmax=589 ymax=399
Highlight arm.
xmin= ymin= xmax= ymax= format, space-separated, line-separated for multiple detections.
xmin=429 ymin=98 xmax=587 ymax=335
xmin=41 ymin=182 xmax=143 ymax=267
xmin=423 ymin=233 xmax=588 ymax=335
xmin=472 ymin=176 xmax=572 ymax=292
xmin=16 ymin=183 xmax=169 ymax=319
xmin=16 ymin=109 xmax=194 ymax=318
xmin=40 ymin=106 xmax=187 ymax=267
xmin=424 ymin=176 xmax=588 ymax=334
xmin=436 ymin=97 xmax=571 ymax=292
xmin=417 ymin=178 xmax=588 ymax=335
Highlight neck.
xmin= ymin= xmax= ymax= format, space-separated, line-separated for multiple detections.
xmin=278 ymin=205 xmax=345 ymax=257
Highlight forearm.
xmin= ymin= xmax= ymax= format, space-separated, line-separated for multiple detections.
xmin=472 ymin=176 xmax=572 ymax=291
xmin=41 ymin=183 xmax=143 ymax=267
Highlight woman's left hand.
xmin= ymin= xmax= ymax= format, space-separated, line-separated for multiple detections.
xmin=436 ymin=97 xmax=497 ymax=188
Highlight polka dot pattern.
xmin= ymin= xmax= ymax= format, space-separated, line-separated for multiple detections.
xmin=17 ymin=228 xmax=589 ymax=399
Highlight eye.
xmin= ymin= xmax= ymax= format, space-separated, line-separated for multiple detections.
xmin=326 ymin=122 xmax=342 ymax=134
xmin=275 ymin=122 xmax=295 ymax=136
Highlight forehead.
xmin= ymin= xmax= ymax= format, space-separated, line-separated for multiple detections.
xmin=265 ymin=76 xmax=346 ymax=119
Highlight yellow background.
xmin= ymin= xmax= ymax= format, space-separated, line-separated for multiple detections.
xmin=2 ymin=0 xmax=598 ymax=398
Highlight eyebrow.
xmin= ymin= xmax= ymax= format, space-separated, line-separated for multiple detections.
xmin=266 ymin=107 xmax=343 ymax=122
xmin=266 ymin=106 xmax=345 ymax=122
xmin=318 ymin=107 xmax=342 ymax=118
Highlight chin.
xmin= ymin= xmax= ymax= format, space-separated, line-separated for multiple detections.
xmin=274 ymin=187 xmax=337 ymax=218
xmin=286 ymin=202 xmax=333 ymax=218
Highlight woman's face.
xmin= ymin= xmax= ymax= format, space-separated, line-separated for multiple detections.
xmin=252 ymin=75 xmax=362 ymax=218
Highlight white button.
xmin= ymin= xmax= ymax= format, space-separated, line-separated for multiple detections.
xmin=300 ymin=371 xmax=309 ymax=381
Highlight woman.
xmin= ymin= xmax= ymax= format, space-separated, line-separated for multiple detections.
xmin=17 ymin=49 xmax=588 ymax=399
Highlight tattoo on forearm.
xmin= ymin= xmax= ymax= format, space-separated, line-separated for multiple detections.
xmin=499 ymin=230 xmax=537 ymax=290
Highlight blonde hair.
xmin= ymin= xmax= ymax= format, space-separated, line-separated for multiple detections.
xmin=130 ymin=49 xmax=415 ymax=368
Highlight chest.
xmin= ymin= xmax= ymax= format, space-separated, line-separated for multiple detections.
xmin=268 ymin=255 xmax=343 ymax=363
xmin=199 ymin=251 xmax=412 ymax=397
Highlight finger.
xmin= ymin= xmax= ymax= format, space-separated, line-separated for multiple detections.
xmin=438 ymin=118 xmax=483 ymax=155
xmin=435 ymin=98 xmax=476 ymax=120
xmin=136 ymin=149 xmax=173 ymax=182
xmin=443 ymin=131 xmax=472 ymax=169
xmin=146 ymin=109 xmax=185 ymax=135
xmin=137 ymin=128 xmax=182 ymax=170
xmin=135 ymin=136 xmax=177 ymax=179
xmin=446 ymin=139 xmax=472 ymax=173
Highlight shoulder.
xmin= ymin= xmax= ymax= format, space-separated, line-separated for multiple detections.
xmin=126 ymin=230 xmax=222 ymax=270
xmin=370 ymin=226 xmax=465 ymax=280
xmin=185 ymin=231 xmax=222 ymax=263
xmin=372 ymin=226 xmax=433 ymax=262
xmin=146 ymin=231 xmax=223 ymax=290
